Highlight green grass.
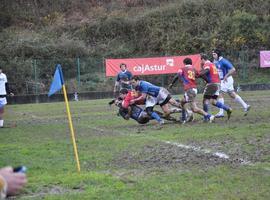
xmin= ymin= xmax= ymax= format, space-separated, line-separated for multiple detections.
xmin=0 ymin=91 xmax=270 ymax=199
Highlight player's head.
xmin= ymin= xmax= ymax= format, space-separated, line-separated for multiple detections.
xmin=131 ymin=76 xmax=140 ymax=87
xmin=119 ymin=88 xmax=128 ymax=99
xmin=200 ymin=53 xmax=209 ymax=64
xmin=119 ymin=63 xmax=127 ymax=71
xmin=115 ymin=99 xmax=123 ymax=107
xmin=212 ymin=49 xmax=221 ymax=60
xmin=183 ymin=57 xmax=192 ymax=65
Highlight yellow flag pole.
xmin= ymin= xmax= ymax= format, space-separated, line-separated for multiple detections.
xmin=62 ymin=84 xmax=81 ymax=172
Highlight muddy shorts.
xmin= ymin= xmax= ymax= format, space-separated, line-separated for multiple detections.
xmin=157 ymin=87 xmax=171 ymax=106
xmin=145 ymin=95 xmax=158 ymax=108
xmin=203 ymin=83 xmax=220 ymax=99
xmin=184 ymin=88 xmax=197 ymax=102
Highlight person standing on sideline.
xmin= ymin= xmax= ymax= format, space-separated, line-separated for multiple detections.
xmin=0 ymin=67 xmax=14 ymax=128
xmin=212 ymin=49 xmax=250 ymax=117
xmin=113 ymin=63 xmax=133 ymax=97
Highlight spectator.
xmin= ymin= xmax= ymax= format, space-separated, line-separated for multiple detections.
xmin=0 ymin=166 xmax=27 ymax=198
xmin=0 ymin=67 xmax=14 ymax=128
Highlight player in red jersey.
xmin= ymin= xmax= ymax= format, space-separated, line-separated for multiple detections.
xmin=169 ymin=57 xmax=214 ymax=123
xmin=200 ymin=54 xmax=232 ymax=120
xmin=120 ymin=89 xmax=145 ymax=109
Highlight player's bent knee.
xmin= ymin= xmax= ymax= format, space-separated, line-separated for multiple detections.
xmin=146 ymin=107 xmax=154 ymax=116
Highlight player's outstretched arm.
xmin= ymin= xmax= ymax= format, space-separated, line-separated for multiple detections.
xmin=168 ymin=74 xmax=179 ymax=89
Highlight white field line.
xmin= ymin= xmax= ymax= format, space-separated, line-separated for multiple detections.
xmin=90 ymin=127 xmax=253 ymax=165
xmin=164 ymin=141 xmax=251 ymax=165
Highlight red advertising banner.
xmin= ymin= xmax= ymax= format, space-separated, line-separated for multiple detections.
xmin=106 ymin=54 xmax=201 ymax=77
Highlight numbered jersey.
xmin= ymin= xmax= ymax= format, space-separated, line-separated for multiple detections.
xmin=203 ymin=61 xmax=220 ymax=84
xmin=177 ymin=65 xmax=197 ymax=91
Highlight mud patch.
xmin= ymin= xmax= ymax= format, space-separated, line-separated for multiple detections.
xmin=16 ymin=185 xmax=83 ymax=199
xmin=112 ymin=142 xmax=245 ymax=171
xmin=188 ymin=133 xmax=270 ymax=163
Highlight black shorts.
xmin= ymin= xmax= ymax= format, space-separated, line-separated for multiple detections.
xmin=203 ymin=83 xmax=220 ymax=99
xmin=160 ymin=94 xmax=171 ymax=106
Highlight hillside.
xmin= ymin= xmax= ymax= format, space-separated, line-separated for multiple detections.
xmin=0 ymin=0 xmax=270 ymax=94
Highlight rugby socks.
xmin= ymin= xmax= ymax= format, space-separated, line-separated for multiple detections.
xmin=150 ymin=112 xmax=162 ymax=122
xmin=217 ymin=98 xmax=224 ymax=115
xmin=215 ymin=102 xmax=230 ymax=111
xmin=203 ymin=104 xmax=210 ymax=120
xmin=234 ymin=95 xmax=248 ymax=109
xmin=181 ymin=109 xmax=186 ymax=121
xmin=0 ymin=120 xmax=3 ymax=127
xmin=203 ymin=103 xmax=209 ymax=113
xmin=204 ymin=114 xmax=211 ymax=120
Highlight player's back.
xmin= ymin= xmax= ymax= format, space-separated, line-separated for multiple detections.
xmin=215 ymin=57 xmax=233 ymax=79
xmin=203 ymin=61 xmax=220 ymax=84
xmin=138 ymin=81 xmax=160 ymax=97
xmin=122 ymin=90 xmax=144 ymax=108
xmin=178 ymin=66 xmax=197 ymax=91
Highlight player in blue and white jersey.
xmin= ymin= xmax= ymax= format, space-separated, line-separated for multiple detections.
xmin=113 ymin=63 xmax=133 ymax=95
xmin=130 ymin=76 xmax=182 ymax=124
xmin=212 ymin=49 xmax=250 ymax=117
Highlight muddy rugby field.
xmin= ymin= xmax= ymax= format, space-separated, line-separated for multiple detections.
xmin=0 ymin=90 xmax=269 ymax=199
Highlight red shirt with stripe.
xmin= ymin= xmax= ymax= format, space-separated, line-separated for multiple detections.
xmin=178 ymin=65 xmax=197 ymax=91
xmin=202 ymin=61 xmax=220 ymax=84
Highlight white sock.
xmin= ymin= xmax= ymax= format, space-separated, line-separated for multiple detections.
xmin=217 ymin=98 xmax=224 ymax=115
xmin=0 ymin=120 xmax=3 ymax=127
xmin=235 ymin=95 xmax=247 ymax=109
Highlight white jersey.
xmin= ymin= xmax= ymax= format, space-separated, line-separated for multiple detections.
xmin=0 ymin=73 xmax=7 ymax=95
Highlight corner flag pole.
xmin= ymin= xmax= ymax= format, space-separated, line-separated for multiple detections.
xmin=62 ymin=84 xmax=81 ymax=172
xmin=48 ymin=64 xmax=81 ymax=172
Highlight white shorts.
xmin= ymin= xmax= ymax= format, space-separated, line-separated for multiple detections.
xmin=184 ymin=88 xmax=197 ymax=102
xmin=157 ymin=87 xmax=170 ymax=105
xmin=145 ymin=88 xmax=171 ymax=107
xmin=220 ymin=76 xmax=234 ymax=93
xmin=0 ymin=97 xmax=7 ymax=108
xmin=145 ymin=95 xmax=158 ymax=108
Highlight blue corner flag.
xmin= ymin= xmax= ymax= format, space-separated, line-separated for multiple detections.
xmin=48 ymin=64 xmax=64 ymax=97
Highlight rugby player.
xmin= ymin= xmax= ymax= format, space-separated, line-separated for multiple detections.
xmin=113 ymin=63 xmax=133 ymax=95
xmin=200 ymin=54 xmax=232 ymax=120
xmin=109 ymin=63 xmax=133 ymax=106
xmin=118 ymin=88 xmax=165 ymax=124
xmin=116 ymin=98 xmax=177 ymax=124
xmin=169 ymin=58 xmax=214 ymax=123
xmin=212 ymin=49 xmax=250 ymax=117
xmin=130 ymin=76 xmax=182 ymax=125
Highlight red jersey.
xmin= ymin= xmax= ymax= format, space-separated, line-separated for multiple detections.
xmin=203 ymin=61 xmax=220 ymax=84
xmin=122 ymin=90 xmax=145 ymax=108
xmin=178 ymin=65 xmax=197 ymax=91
